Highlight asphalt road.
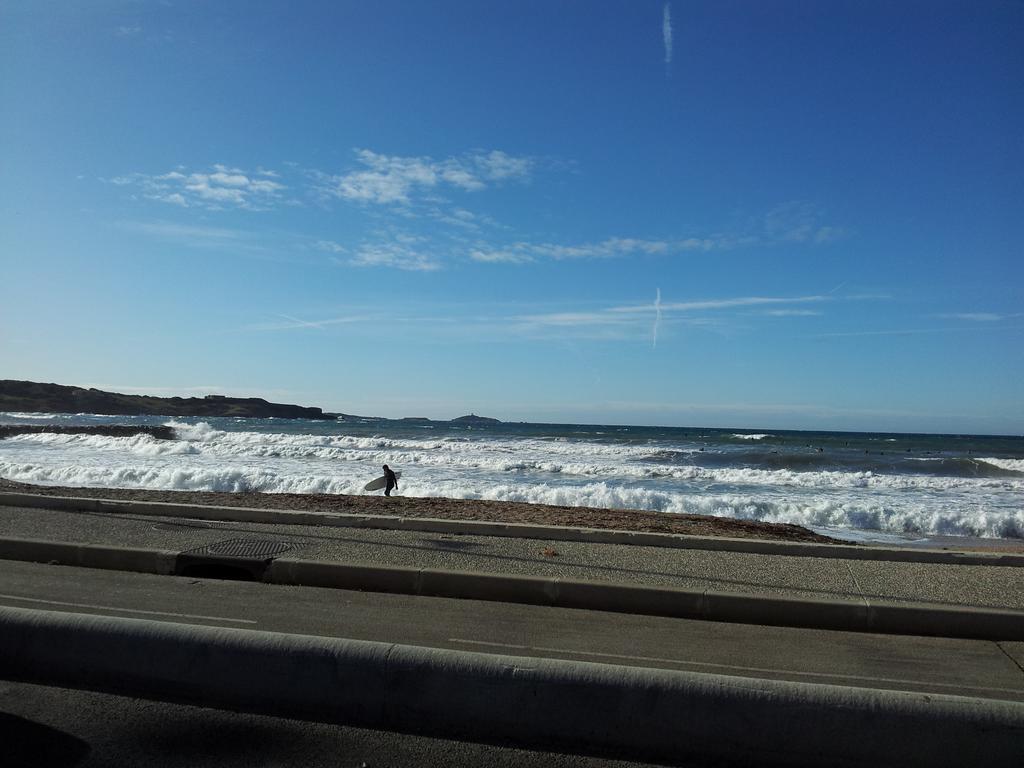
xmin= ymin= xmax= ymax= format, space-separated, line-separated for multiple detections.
xmin=2 ymin=559 xmax=1022 ymax=702
xmin=1 ymin=680 xmax=665 ymax=768
xmin=2 ymin=504 xmax=1023 ymax=610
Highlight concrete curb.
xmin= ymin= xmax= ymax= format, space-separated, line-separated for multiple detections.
xmin=2 ymin=606 xmax=1022 ymax=767
xmin=267 ymin=556 xmax=1024 ymax=641
xmin=3 ymin=535 xmax=1023 ymax=640
xmin=4 ymin=491 xmax=1023 ymax=567
xmin=0 ymin=536 xmax=178 ymax=576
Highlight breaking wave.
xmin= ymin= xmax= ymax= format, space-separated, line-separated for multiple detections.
xmin=2 ymin=419 xmax=1021 ymax=540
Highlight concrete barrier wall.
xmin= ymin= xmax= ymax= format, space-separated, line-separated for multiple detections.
xmin=3 ymin=535 xmax=1023 ymax=640
xmin=0 ymin=537 xmax=178 ymax=575
xmin=1 ymin=606 xmax=1021 ymax=767
xmin=270 ymin=556 xmax=1024 ymax=641
xmin=4 ymin=491 xmax=1022 ymax=567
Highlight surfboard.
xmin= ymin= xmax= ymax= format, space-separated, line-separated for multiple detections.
xmin=363 ymin=471 xmax=401 ymax=491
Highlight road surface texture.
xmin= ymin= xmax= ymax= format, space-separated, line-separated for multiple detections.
xmin=1 ymin=503 xmax=1021 ymax=610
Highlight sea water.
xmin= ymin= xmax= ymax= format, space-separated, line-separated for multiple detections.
xmin=1 ymin=412 xmax=1021 ymax=543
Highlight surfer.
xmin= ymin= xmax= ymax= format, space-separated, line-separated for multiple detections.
xmin=382 ymin=464 xmax=399 ymax=496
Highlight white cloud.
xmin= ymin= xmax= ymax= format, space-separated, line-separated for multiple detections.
xmin=611 ymin=295 xmax=828 ymax=313
xmin=114 ymin=219 xmax=274 ymax=256
xmin=314 ymin=240 xmax=347 ymax=254
xmin=763 ymin=309 xmax=823 ymax=317
xmin=511 ymin=295 xmax=828 ymax=340
xmin=116 ymin=220 xmax=247 ymax=241
xmin=652 ymin=288 xmax=662 ymax=348
xmin=349 ymin=241 xmax=442 ymax=271
xmin=324 ymin=149 xmax=532 ymax=206
xmin=107 ymin=164 xmax=287 ymax=210
xmin=516 ymin=311 xmax=635 ymax=328
xmin=474 ymin=150 xmax=532 ymax=180
xmin=466 ymin=208 xmax=841 ymax=267
xmin=662 ymin=4 xmax=673 ymax=65
xmin=811 ymin=328 xmax=942 ymax=338
xmin=470 ymin=237 xmax=675 ymax=264
xmin=493 ymin=293 xmax=833 ymax=344
xmin=762 ymin=201 xmax=845 ymax=245
xmin=939 ymin=312 xmax=1007 ymax=322
xmin=468 ymin=248 xmax=533 ymax=264
xmin=242 ymin=315 xmax=367 ymax=332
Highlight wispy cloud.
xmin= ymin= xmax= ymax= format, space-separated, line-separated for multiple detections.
xmin=662 ymin=4 xmax=673 ymax=65
xmin=762 ymin=309 xmax=823 ymax=317
xmin=469 ymin=235 xmax=746 ymax=264
xmin=511 ymin=294 xmax=829 ymax=342
xmin=469 ymin=202 xmax=842 ymax=267
xmin=652 ymin=288 xmax=663 ymax=348
xmin=106 ymin=155 xmax=845 ymax=276
xmin=113 ymin=219 xmax=298 ymax=260
xmin=114 ymin=220 xmax=274 ymax=255
xmin=516 ymin=312 xmax=635 ymax=328
xmin=938 ymin=312 xmax=1022 ymax=322
xmin=313 ymin=240 xmax=347 ymax=254
xmin=611 ymin=295 xmax=828 ymax=314
xmin=810 ymin=328 xmax=947 ymax=338
xmin=347 ymin=237 xmax=443 ymax=271
xmin=115 ymin=220 xmax=248 ymax=241
xmin=108 ymin=165 xmax=287 ymax=210
xmin=241 ymin=315 xmax=367 ymax=332
xmin=761 ymin=201 xmax=845 ymax=244
xmin=319 ymin=149 xmax=532 ymax=206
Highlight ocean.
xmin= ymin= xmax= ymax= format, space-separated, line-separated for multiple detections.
xmin=1 ymin=412 xmax=1022 ymax=543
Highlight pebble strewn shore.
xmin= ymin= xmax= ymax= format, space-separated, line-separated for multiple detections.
xmin=0 ymin=478 xmax=840 ymax=544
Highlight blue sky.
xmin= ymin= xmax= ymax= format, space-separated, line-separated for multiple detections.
xmin=2 ymin=1 xmax=1022 ymax=433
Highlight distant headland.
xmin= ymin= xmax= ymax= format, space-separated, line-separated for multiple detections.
xmin=0 ymin=380 xmax=502 ymax=424
xmin=0 ymin=380 xmax=334 ymax=420
xmin=395 ymin=414 xmax=501 ymax=425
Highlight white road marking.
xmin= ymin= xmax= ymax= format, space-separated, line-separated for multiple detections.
xmin=447 ymin=638 xmax=1024 ymax=696
xmin=448 ymin=638 xmax=530 ymax=650
xmin=0 ymin=593 xmax=257 ymax=625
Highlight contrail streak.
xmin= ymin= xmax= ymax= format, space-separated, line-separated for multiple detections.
xmin=662 ymin=3 xmax=673 ymax=65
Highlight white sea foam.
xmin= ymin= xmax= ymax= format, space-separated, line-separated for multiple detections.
xmin=7 ymin=428 xmax=1023 ymax=494
xmin=979 ymin=457 xmax=1024 ymax=473
xmin=732 ymin=433 xmax=770 ymax=440
xmin=3 ymin=421 xmax=1022 ymax=540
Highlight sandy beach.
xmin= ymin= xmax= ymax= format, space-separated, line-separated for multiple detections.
xmin=0 ymin=478 xmax=839 ymax=544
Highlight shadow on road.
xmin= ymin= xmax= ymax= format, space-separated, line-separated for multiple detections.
xmin=2 ymin=712 xmax=91 ymax=768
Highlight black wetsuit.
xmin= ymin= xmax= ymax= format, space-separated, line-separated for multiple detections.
xmin=384 ymin=468 xmax=398 ymax=496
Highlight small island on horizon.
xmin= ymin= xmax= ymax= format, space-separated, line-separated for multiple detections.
xmin=451 ymin=413 xmax=502 ymax=425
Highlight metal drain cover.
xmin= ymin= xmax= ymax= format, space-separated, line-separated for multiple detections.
xmin=153 ymin=522 xmax=218 ymax=531
xmin=185 ymin=538 xmax=298 ymax=559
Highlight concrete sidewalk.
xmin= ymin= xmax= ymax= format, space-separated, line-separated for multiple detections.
xmin=2 ymin=494 xmax=1024 ymax=641
xmin=2 ymin=495 xmax=1022 ymax=606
